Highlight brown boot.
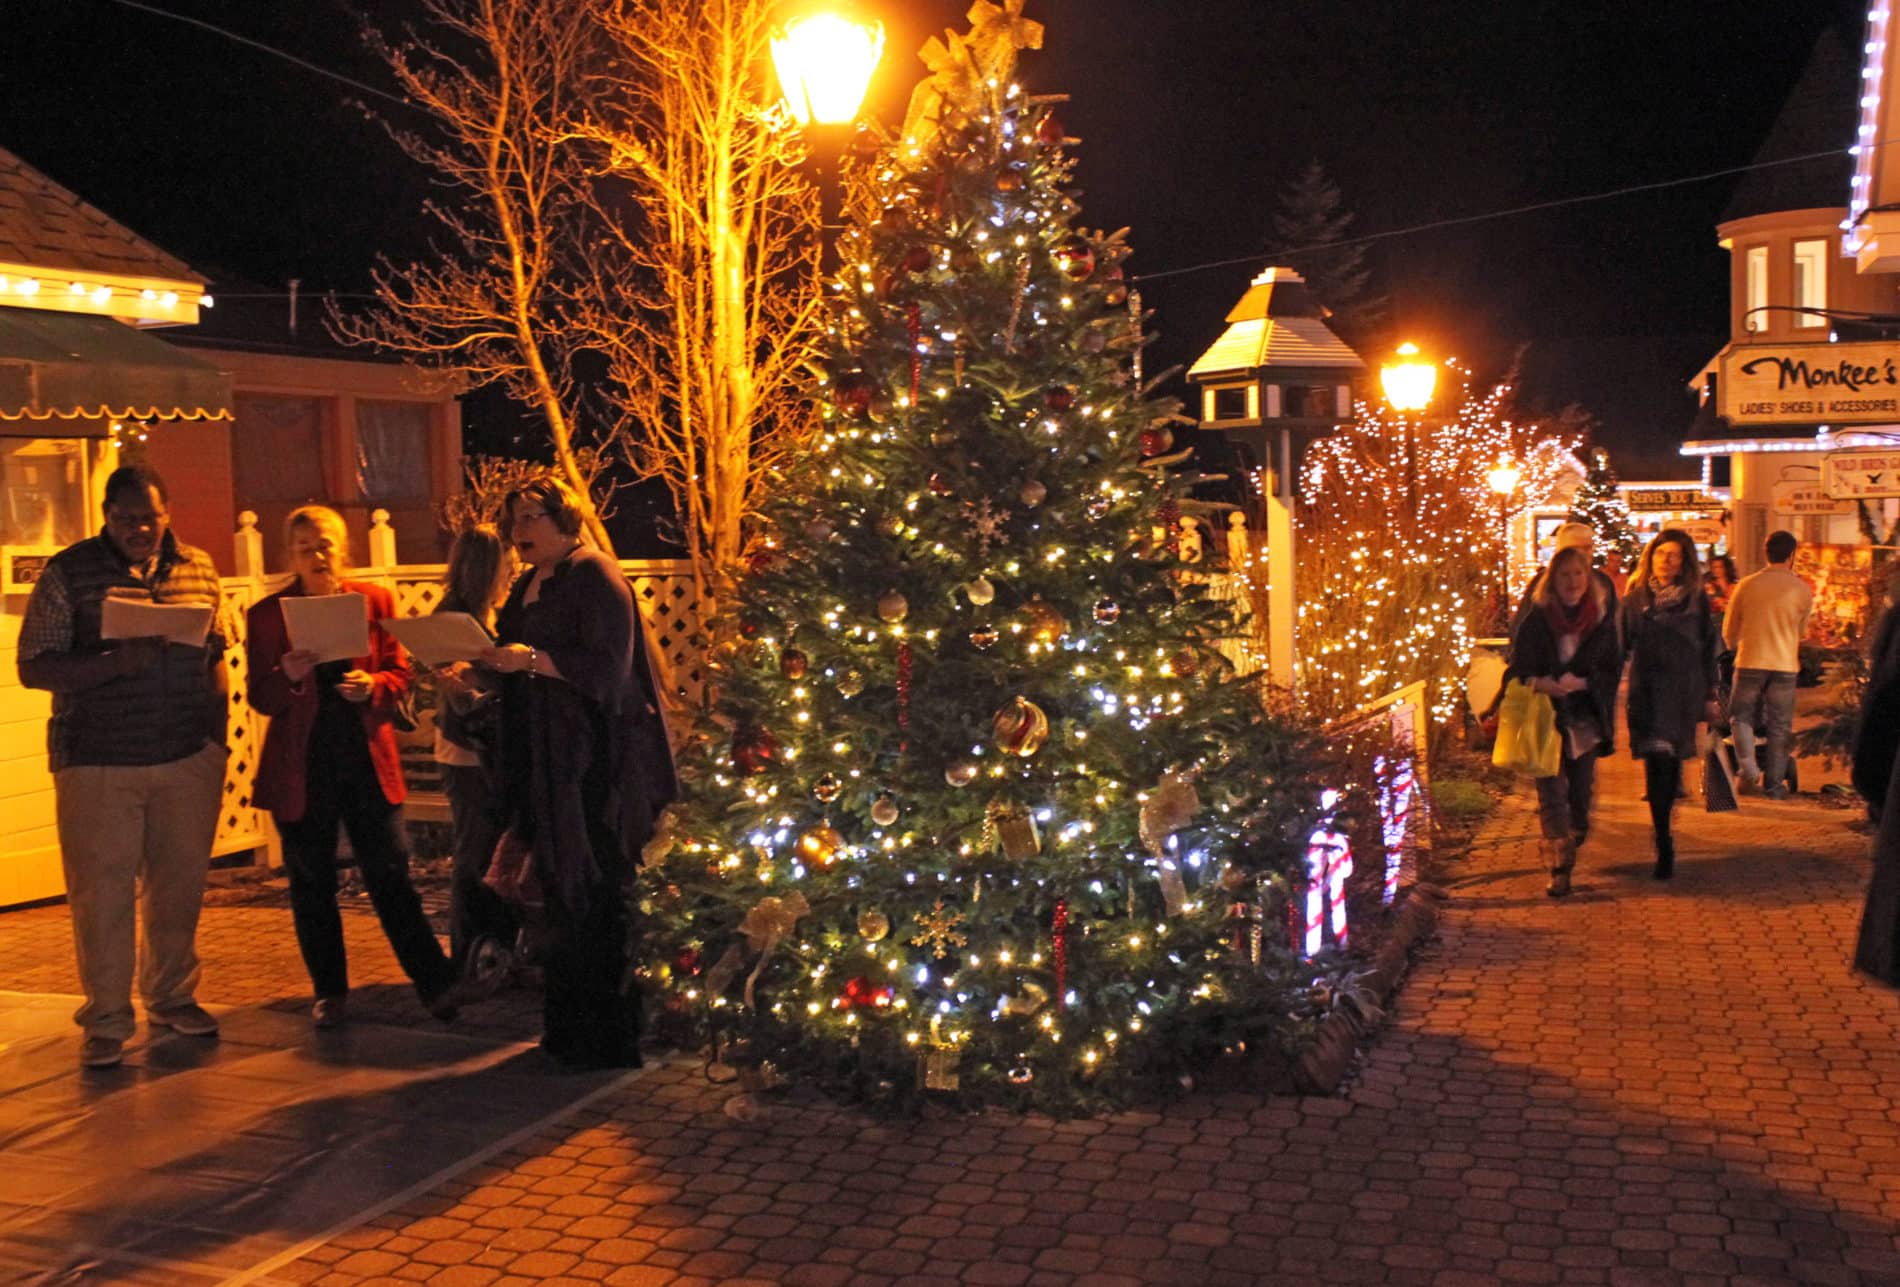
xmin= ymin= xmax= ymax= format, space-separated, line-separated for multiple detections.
xmin=1543 ymin=838 xmax=1576 ymax=898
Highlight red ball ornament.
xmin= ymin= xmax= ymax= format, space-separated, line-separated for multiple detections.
xmin=843 ymin=977 xmax=895 ymax=1009
xmin=1044 ymin=386 xmax=1076 ymax=412
xmin=1138 ymin=426 xmax=1174 ymax=457
xmin=731 ymin=726 xmax=778 ymax=775
xmin=899 ymin=244 xmax=931 ymax=274
xmin=1170 ymin=648 xmax=1201 ymax=678
xmin=992 ymin=696 xmax=1050 ymax=758
xmin=1054 ymin=238 xmax=1095 ymax=281
xmin=928 ymin=472 xmax=954 ymax=497
xmin=1037 ymin=113 xmax=1066 ymax=144
xmin=674 ymin=947 xmax=702 ymax=976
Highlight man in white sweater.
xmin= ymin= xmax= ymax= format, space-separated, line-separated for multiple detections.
xmin=1724 ymin=530 xmax=1814 ymax=799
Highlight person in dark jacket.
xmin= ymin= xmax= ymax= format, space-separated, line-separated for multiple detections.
xmin=1507 ymin=545 xmax=1624 ymax=897
xmin=478 ymin=478 xmax=678 ymax=1068
xmin=16 ymin=465 xmax=229 ymax=1068
xmin=429 ymin=524 xmax=517 ymax=974
xmin=249 ymin=505 xmax=466 ymax=1029
xmin=1852 ymin=590 xmax=1900 ymax=985
xmin=1621 ymin=529 xmax=1721 ymax=880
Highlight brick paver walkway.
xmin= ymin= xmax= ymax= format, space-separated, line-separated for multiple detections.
xmin=3 ymin=749 xmax=1898 ymax=1285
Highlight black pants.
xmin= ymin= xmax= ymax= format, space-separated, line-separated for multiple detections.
xmin=1535 ymin=748 xmax=1597 ymax=842
xmin=1643 ymin=753 xmax=1682 ymax=840
xmin=277 ymin=770 xmax=452 ymax=1004
xmin=442 ymin=764 xmax=516 ymax=966
xmin=539 ymin=873 xmax=641 ymax=1068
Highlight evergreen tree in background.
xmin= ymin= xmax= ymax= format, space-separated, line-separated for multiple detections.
xmin=637 ymin=4 xmax=1334 ymax=1110
xmin=1567 ymin=447 xmax=1641 ymax=566
xmin=1263 ymin=160 xmax=1387 ymax=341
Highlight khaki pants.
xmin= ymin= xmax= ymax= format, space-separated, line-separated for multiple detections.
xmin=53 ymin=743 xmax=225 ymax=1039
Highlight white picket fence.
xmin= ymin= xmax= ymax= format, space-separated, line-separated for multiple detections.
xmin=212 ymin=510 xmax=708 ymax=865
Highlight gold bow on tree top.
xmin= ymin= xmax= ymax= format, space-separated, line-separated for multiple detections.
xmin=901 ymin=0 xmax=1045 ymax=155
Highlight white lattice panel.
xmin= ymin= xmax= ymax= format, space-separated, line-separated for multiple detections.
xmin=624 ymin=561 xmax=712 ymax=723
xmin=212 ymin=580 xmax=271 ymax=860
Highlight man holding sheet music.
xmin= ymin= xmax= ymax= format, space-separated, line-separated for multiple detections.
xmin=16 ymin=465 xmax=230 ymax=1068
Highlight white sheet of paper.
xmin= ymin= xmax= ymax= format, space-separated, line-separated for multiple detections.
xmin=281 ymin=593 xmax=370 ymax=663
xmin=100 ymin=597 xmax=215 ymax=648
xmin=379 ymin=613 xmax=494 ymax=668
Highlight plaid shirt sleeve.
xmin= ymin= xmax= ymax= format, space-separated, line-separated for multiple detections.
xmin=16 ymin=564 xmax=73 ymax=664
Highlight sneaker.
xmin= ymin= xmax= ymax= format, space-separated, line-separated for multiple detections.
xmin=149 ymin=1004 xmax=219 ymax=1037
xmin=312 ymin=996 xmax=347 ymax=1029
xmin=1764 ymin=785 xmax=1790 ymax=801
xmin=468 ymin=936 xmax=515 ymax=992
xmin=1736 ymin=773 xmax=1762 ymax=796
xmin=81 ymin=1036 xmax=124 ymax=1068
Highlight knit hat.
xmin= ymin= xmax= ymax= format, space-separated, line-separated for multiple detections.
xmin=1553 ymin=522 xmax=1595 ymax=552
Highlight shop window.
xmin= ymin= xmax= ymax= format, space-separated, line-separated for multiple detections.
xmin=233 ymin=395 xmax=327 ymax=506
xmin=1708 ymin=456 xmax=1732 ymax=490
xmin=1793 ymin=239 xmax=1827 ymax=327
xmin=1 ymin=437 xmax=88 ymax=550
xmin=356 ymin=400 xmax=432 ymax=502
xmin=1744 ymin=246 xmax=1768 ymax=331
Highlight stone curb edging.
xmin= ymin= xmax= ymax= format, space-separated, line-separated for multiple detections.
xmin=1292 ymin=883 xmax=1447 ymax=1095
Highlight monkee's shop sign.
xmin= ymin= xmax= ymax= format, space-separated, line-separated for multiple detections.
xmin=1719 ymin=342 xmax=1900 ymax=426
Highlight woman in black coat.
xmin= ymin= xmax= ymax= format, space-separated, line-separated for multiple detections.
xmin=1507 ymin=545 xmax=1624 ymax=897
xmin=1852 ymin=593 xmax=1900 ymax=984
xmin=1621 ymin=529 xmax=1722 ymax=880
xmin=478 ymin=478 xmax=678 ymax=1069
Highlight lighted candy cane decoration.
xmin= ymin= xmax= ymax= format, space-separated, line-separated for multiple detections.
xmin=1302 ymin=789 xmax=1353 ymax=958
xmin=1376 ymin=755 xmax=1419 ymax=907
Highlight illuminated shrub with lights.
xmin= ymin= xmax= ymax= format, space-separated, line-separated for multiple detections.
xmin=634 ymin=14 xmax=1339 ymax=1110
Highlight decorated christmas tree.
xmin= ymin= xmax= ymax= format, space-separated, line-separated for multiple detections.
xmin=1567 ymin=447 xmax=1641 ymax=566
xmin=637 ymin=2 xmax=1332 ymax=1109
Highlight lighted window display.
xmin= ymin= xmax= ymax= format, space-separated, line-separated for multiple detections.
xmin=1 ymin=438 xmax=89 ymax=550
xmin=1793 ymin=239 xmax=1828 ymax=327
xmin=1745 ymin=246 xmax=1768 ymax=327
xmin=1208 ymin=385 xmax=1250 ymax=422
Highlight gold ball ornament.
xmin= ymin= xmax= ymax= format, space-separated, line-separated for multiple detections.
xmin=1018 ymin=480 xmax=1047 ymax=507
xmin=965 ymin=575 xmax=996 ymax=606
xmin=969 ymin=624 xmax=999 ymax=650
xmin=796 ymin=824 xmax=845 ymax=867
xmin=858 ymin=910 xmax=891 ymax=942
xmin=945 ymin=759 xmax=980 ymax=788
xmin=813 ymin=772 xmax=842 ymax=804
xmin=992 ymin=696 xmax=1050 ymax=757
xmin=870 ymin=794 xmax=900 ymax=827
xmin=837 ymin=669 xmax=865 ymax=698
xmin=1023 ymin=596 xmax=1070 ymax=644
xmin=878 ymin=590 xmax=910 ymax=623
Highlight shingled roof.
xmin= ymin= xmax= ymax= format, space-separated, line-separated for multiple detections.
xmin=1721 ymin=27 xmax=1857 ymax=224
xmin=0 ymin=145 xmax=203 ymax=285
xmin=1188 ymin=267 xmax=1364 ymax=379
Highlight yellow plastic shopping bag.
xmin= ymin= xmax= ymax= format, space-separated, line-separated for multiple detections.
xmin=1491 ymin=679 xmax=1561 ymax=777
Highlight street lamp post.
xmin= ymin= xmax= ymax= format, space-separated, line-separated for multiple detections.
xmin=771 ymin=11 xmax=885 ymax=276
xmin=1486 ymin=456 xmax=1522 ymax=618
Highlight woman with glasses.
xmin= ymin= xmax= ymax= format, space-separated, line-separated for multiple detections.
xmin=479 ymin=479 xmax=676 ymax=1069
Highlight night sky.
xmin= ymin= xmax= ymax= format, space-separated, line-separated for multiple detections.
xmin=0 ymin=0 xmax=1872 ymax=481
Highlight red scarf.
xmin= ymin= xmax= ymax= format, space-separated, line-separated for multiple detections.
xmin=1542 ymin=589 xmax=1601 ymax=647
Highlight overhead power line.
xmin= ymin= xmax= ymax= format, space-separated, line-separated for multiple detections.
xmin=97 ymin=0 xmax=413 ymax=110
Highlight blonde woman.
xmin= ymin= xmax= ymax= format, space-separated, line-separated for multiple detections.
xmin=247 ymin=506 xmax=464 ymax=1027
xmin=1506 ymin=545 xmax=1624 ymax=896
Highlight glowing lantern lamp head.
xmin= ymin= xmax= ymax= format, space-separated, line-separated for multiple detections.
xmin=1380 ymin=341 xmax=1437 ymax=413
xmin=1486 ymin=459 xmax=1522 ymax=496
xmin=772 ymin=13 xmax=885 ymax=126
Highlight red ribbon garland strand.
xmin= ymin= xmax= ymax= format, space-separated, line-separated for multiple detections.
xmin=906 ymin=303 xmax=923 ymax=410
xmin=1052 ymin=899 xmax=1069 ymax=1011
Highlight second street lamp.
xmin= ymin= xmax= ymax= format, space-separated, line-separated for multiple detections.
xmin=772 ymin=11 xmax=885 ymax=275
xmin=1380 ymin=341 xmax=1437 ymax=414
xmin=1486 ymin=456 xmax=1522 ymax=617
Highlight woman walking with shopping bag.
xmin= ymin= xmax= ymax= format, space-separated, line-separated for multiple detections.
xmin=1622 ymin=530 xmax=1722 ymax=880
xmin=1506 ymin=546 xmax=1624 ymax=896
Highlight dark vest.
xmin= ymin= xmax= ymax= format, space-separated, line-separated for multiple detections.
xmin=45 ymin=532 xmax=224 ymax=770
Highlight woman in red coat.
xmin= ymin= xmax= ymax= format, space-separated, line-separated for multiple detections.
xmin=248 ymin=505 xmax=460 ymax=1028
